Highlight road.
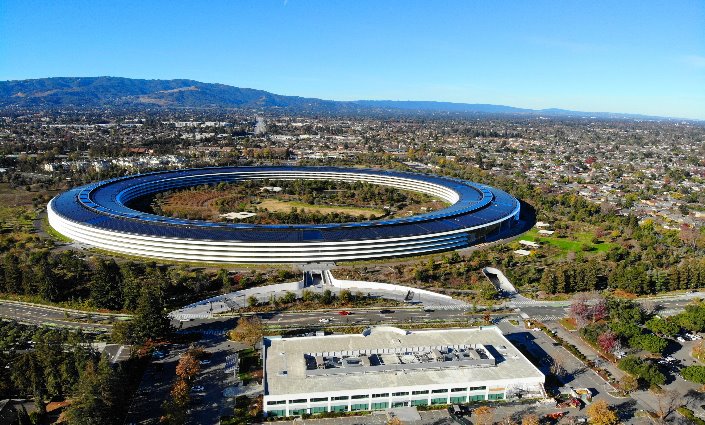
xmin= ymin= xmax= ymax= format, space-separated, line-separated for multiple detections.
xmin=0 ymin=300 xmax=123 ymax=332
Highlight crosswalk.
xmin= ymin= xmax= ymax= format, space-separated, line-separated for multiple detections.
xmin=422 ymin=304 xmax=470 ymax=311
xmin=508 ymin=300 xmax=571 ymax=307
xmin=526 ymin=315 xmax=564 ymax=322
xmin=170 ymin=312 xmax=212 ymax=321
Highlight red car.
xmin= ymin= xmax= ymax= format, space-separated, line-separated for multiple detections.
xmin=338 ymin=310 xmax=352 ymax=316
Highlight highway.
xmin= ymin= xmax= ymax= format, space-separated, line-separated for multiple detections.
xmin=1 ymin=292 xmax=698 ymax=334
xmin=0 ymin=300 xmax=122 ymax=332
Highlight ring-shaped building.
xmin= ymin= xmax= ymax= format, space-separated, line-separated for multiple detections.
xmin=48 ymin=166 xmax=520 ymax=263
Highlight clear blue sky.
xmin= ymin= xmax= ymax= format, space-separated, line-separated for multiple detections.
xmin=1 ymin=0 xmax=704 ymax=119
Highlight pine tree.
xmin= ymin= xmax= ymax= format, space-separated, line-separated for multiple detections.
xmin=131 ymin=283 xmax=172 ymax=342
xmin=89 ymin=259 xmax=123 ymax=310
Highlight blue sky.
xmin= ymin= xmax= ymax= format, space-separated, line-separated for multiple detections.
xmin=1 ymin=1 xmax=704 ymax=119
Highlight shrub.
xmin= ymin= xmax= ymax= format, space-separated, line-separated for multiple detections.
xmin=617 ymin=355 xmax=665 ymax=386
xmin=681 ymin=365 xmax=705 ymax=384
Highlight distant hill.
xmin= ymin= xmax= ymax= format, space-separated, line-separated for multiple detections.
xmin=0 ymin=77 xmax=342 ymax=111
xmin=0 ymin=76 xmax=674 ymax=119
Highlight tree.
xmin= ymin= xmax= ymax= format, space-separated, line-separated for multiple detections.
xmin=632 ymin=334 xmax=667 ymax=354
xmin=281 ymin=291 xmax=296 ymax=304
xmin=89 ymin=259 xmax=123 ymax=310
xmin=585 ymin=399 xmax=619 ymax=425
xmin=175 ymin=353 xmax=200 ymax=382
xmin=130 ymin=284 xmax=172 ymax=343
xmin=681 ymin=365 xmax=705 ymax=384
xmin=65 ymin=359 xmax=120 ymax=425
xmin=321 ymin=289 xmax=334 ymax=304
xmin=550 ymin=361 xmax=566 ymax=380
xmin=12 ymin=352 xmax=46 ymax=416
xmin=618 ymin=355 xmax=665 ymax=386
xmin=170 ymin=379 xmax=191 ymax=408
xmin=597 ymin=331 xmax=618 ymax=354
xmin=339 ymin=289 xmax=352 ymax=304
xmin=247 ymin=295 xmax=258 ymax=307
xmin=472 ymin=406 xmax=494 ymax=425
xmin=621 ymin=374 xmax=638 ymax=393
xmin=645 ymin=317 xmax=680 ymax=338
xmin=653 ymin=390 xmax=680 ymax=423
xmin=229 ymin=316 xmax=264 ymax=347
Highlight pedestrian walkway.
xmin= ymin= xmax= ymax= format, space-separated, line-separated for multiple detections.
xmin=529 ymin=315 xmax=563 ymax=322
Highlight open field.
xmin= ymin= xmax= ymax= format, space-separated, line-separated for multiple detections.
xmin=519 ymin=227 xmax=618 ymax=255
xmin=256 ymin=198 xmax=384 ymax=217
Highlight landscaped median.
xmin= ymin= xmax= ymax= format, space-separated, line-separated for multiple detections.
xmin=677 ymin=407 xmax=705 ymax=425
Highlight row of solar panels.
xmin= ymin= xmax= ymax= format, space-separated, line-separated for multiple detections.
xmin=52 ymin=198 xmax=518 ymax=243
xmin=76 ymin=167 xmax=495 ymax=230
xmin=51 ymin=166 xmax=520 ymax=241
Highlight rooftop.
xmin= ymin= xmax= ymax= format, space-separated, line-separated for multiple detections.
xmin=264 ymin=326 xmax=544 ymax=397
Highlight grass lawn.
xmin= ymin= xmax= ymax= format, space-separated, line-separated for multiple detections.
xmin=257 ymin=198 xmax=385 ymax=217
xmin=559 ymin=317 xmax=577 ymax=331
xmin=520 ymin=228 xmax=617 ymax=255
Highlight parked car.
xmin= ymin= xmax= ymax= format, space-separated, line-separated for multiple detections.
xmin=199 ymin=360 xmax=211 ymax=365
xmin=338 ymin=310 xmax=352 ymax=316
xmin=319 ymin=318 xmax=330 ymax=323
xmin=191 ymin=385 xmax=205 ymax=392
xmin=379 ymin=309 xmax=395 ymax=314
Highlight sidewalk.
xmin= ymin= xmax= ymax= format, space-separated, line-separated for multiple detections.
xmin=546 ymin=322 xmax=627 ymax=382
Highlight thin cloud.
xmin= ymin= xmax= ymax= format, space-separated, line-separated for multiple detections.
xmin=682 ymin=54 xmax=705 ymax=69
xmin=527 ymin=36 xmax=603 ymax=53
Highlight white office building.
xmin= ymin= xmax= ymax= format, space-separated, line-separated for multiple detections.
xmin=262 ymin=326 xmax=545 ymax=417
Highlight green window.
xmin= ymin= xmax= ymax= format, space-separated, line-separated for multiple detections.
xmin=450 ymin=396 xmax=467 ymax=403
xmin=267 ymin=400 xmax=286 ymax=405
xmin=488 ymin=393 xmax=504 ymax=400
xmin=392 ymin=402 xmax=408 ymax=408
xmin=411 ymin=399 xmax=428 ymax=407
xmin=311 ymin=397 xmax=328 ymax=402
xmin=331 ymin=405 xmax=348 ymax=412
xmin=371 ymin=402 xmax=389 ymax=410
xmin=268 ymin=410 xmax=285 ymax=417
xmin=290 ymin=408 xmax=307 ymax=416
xmin=431 ymin=398 xmax=448 ymax=405
xmin=351 ymin=403 xmax=368 ymax=411
xmin=311 ymin=406 xmax=326 ymax=414
xmin=469 ymin=394 xmax=486 ymax=401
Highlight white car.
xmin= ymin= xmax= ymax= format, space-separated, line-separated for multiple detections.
xmin=319 ymin=318 xmax=330 ymax=323
xmin=199 ymin=360 xmax=211 ymax=365
xmin=191 ymin=385 xmax=205 ymax=392
xmin=677 ymin=337 xmax=686 ymax=343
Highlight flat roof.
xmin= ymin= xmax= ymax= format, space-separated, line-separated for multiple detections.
xmin=264 ymin=326 xmax=544 ymax=397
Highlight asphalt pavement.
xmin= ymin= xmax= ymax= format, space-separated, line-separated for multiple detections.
xmin=0 ymin=300 xmax=121 ymax=332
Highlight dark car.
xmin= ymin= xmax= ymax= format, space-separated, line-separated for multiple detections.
xmin=379 ymin=309 xmax=395 ymax=314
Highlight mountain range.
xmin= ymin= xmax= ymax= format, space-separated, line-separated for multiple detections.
xmin=0 ymin=77 xmax=674 ymax=119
